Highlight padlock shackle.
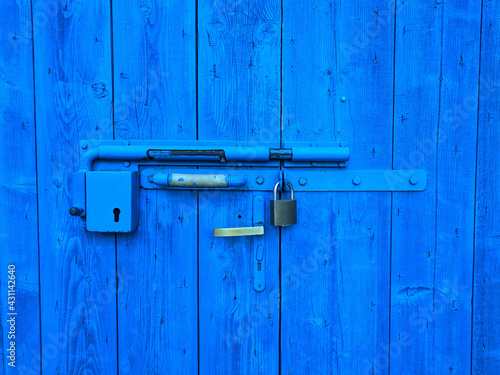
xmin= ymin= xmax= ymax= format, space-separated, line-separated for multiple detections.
xmin=273 ymin=180 xmax=294 ymax=200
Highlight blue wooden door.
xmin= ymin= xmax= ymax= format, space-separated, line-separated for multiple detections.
xmin=1 ymin=0 xmax=499 ymax=374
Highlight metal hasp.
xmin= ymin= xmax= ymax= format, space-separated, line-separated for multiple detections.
xmin=69 ymin=140 xmax=427 ymax=233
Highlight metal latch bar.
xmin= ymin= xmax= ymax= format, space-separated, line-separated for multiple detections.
xmin=79 ymin=144 xmax=350 ymax=171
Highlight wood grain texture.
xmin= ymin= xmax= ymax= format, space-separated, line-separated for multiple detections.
xmin=33 ymin=0 xmax=117 ymax=373
xmin=198 ymin=0 xmax=281 ymax=373
xmin=199 ymin=190 xmax=280 ymax=374
xmin=0 ymin=1 xmax=495 ymax=374
xmin=198 ymin=0 xmax=281 ymax=141
xmin=473 ymin=1 xmax=500 ymax=372
xmin=0 ymin=1 xmax=39 ymax=373
xmin=281 ymin=0 xmax=394 ymax=373
xmin=112 ymin=0 xmax=198 ymax=373
xmin=391 ymin=0 xmax=480 ymax=373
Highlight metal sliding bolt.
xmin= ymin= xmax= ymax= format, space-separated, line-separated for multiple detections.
xmin=352 ymin=176 xmax=361 ymax=185
xmin=409 ymin=176 xmax=419 ymax=185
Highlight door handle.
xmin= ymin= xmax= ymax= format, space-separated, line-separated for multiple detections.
xmin=213 ymin=195 xmax=266 ymax=292
xmin=213 ymin=194 xmax=265 ymax=237
xmin=213 ymin=226 xmax=263 ymax=237
xmin=149 ymin=172 xmax=247 ymax=188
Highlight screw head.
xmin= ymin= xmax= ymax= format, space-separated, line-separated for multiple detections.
xmin=80 ymin=141 xmax=88 ymax=149
xmin=298 ymin=177 xmax=307 ymax=186
xmin=256 ymin=176 xmax=264 ymax=185
xmin=123 ymin=161 xmax=130 ymax=167
xmin=352 ymin=176 xmax=361 ymax=185
xmin=237 ymin=161 xmax=244 ymax=167
xmin=69 ymin=207 xmax=83 ymax=216
xmin=409 ymin=176 xmax=419 ymax=185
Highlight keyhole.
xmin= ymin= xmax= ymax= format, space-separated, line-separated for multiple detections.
xmin=113 ymin=208 xmax=121 ymax=222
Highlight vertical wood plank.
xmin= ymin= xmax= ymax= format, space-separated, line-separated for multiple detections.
xmin=198 ymin=0 xmax=281 ymax=141
xmin=198 ymin=190 xmax=280 ymax=374
xmin=112 ymin=0 xmax=198 ymax=373
xmin=391 ymin=1 xmax=480 ymax=373
xmin=0 ymin=1 xmax=39 ymax=373
xmin=473 ymin=1 xmax=500 ymax=372
xmin=281 ymin=0 xmax=394 ymax=373
xmin=198 ymin=0 xmax=281 ymax=373
xmin=33 ymin=0 xmax=117 ymax=373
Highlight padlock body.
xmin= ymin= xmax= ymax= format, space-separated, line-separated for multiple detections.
xmin=270 ymin=199 xmax=297 ymax=226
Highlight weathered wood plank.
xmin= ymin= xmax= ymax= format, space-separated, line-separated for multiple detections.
xmin=112 ymin=0 xmax=198 ymax=373
xmin=198 ymin=0 xmax=281 ymax=373
xmin=473 ymin=1 xmax=500 ymax=372
xmin=199 ymin=190 xmax=280 ymax=374
xmin=391 ymin=1 xmax=480 ymax=373
xmin=0 ymin=1 xmax=39 ymax=373
xmin=198 ymin=0 xmax=281 ymax=141
xmin=281 ymin=0 xmax=394 ymax=373
xmin=33 ymin=0 xmax=117 ymax=373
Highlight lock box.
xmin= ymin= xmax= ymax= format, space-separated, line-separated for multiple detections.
xmin=85 ymin=171 xmax=139 ymax=232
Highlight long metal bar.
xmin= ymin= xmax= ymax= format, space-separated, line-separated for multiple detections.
xmin=79 ymin=144 xmax=350 ymax=171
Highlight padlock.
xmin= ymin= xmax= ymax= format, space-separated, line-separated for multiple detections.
xmin=270 ymin=180 xmax=297 ymax=226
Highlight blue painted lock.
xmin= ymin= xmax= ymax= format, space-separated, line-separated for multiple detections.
xmin=85 ymin=171 xmax=139 ymax=232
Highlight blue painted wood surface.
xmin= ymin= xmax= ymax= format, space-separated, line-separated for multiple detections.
xmin=112 ymin=1 xmax=198 ymax=373
xmin=198 ymin=1 xmax=281 ymax=373
xmin=0 ymin=0 xmax=499 ymax=374
xmin=281 ymin=1 xmax=393 ymax=373
xmin=391 ymin=1 xmax=480 ymax=373
xmin=0 ymin=1 xmax=39 ymax=374
xmin=473 ymin=0 xmax=500 ymax=371
xmin=32 ymin=0 xmax=117 ymax=374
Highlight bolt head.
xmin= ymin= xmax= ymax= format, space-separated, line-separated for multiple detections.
xmin=80 ymin=141 xmax=88 ymax=149
xmin=256 ymin=176 xmax=264 ymax=185
xmin=298 ymin=177 xmax=307 ymax=186
xmin=409 ymin=176 xmax=419 ymax=185
xmin=352 ymin=176 xmax=361 ymax=185
xmin=69 ymin=207 xmax=83 ymax=216
xmin=237 ymin=161 xmax=244 ymax=167
xmin=341 ymin=97 xmax=346 ymax=102
xmin=123 ymin=161 xmax=130 ymax=167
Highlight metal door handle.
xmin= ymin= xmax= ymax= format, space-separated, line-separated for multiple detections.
xmin=213 ymin=194 xmax=265 ymax=237
xmin=212 ymin=195 xmax=266 ymax=292
xmin=213 ymin=226 xmax=264 ymax=237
